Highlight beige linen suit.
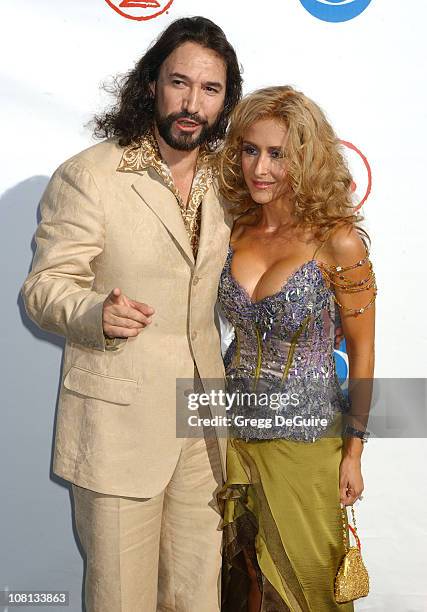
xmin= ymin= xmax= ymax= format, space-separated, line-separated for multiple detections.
xmin=21 ymin=137 xmax=233 ymax=611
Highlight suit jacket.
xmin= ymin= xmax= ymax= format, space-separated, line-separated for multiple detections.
xmin=21 ymin=138 xmax=233 ymax=497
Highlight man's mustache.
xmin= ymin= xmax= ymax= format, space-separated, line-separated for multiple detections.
xmin=168 ymin=111 xmax=208 ymax=126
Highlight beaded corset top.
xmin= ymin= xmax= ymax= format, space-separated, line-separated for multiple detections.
xmin=218 ymin=245 xmax=349 ymax=442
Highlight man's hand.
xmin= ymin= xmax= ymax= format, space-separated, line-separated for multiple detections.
xmin=103 ymin=288 xmax=155 ymax=339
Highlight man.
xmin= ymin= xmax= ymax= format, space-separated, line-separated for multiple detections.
xmin=21 ymin=17 xmax=242 ymax=612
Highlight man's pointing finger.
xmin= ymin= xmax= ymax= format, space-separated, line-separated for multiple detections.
xmin=129 ymin=300 xmax=155 ymax=315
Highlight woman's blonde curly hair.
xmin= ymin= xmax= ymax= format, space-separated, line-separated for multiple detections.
xmin=217 ymin=85 xmax=363 ymax=241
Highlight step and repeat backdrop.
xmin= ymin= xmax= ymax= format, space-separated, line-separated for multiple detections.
xmin=1 ymin=1 xmax=426 ymax=610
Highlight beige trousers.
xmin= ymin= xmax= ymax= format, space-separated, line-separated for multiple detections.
xmin=71 ymin=436 xmax=224 ymax=612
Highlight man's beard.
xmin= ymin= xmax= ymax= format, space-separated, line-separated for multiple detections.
xmin=154 ymin=107 xmax=220 ymax=151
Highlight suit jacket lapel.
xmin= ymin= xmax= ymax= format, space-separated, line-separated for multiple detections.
xmin=132 ymin=172 xmax=195 ymax=267
xmin=196 ymin=185 xmax=230 ymax=269
xmin=195 ymin=186 xmax=215 ymax=269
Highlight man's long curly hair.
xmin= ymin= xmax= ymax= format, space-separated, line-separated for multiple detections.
xmin=218 ymin=86 xmax=364 ymax=241
xmin=92 ymin=16 xmax=243 ymax=149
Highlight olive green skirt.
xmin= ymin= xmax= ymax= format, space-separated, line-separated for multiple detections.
xmin=218 ymin=425 xmax=354 ymax=612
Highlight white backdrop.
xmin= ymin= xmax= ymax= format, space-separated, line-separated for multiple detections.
xmin=1 ymin=1 xmax=426 ymax=610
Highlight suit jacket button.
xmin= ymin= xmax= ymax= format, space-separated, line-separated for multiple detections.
xmin=193 ymin=275 xmax=200 ymax=286
xmin=191 ymin=331 xmax=198 ymax=341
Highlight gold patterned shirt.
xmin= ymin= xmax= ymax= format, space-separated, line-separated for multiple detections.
xmin=116 ymin=131 xmax=216 ymax=256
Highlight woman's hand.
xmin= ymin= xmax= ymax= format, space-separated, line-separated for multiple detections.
xmin=339 ymin=454 xmax=364 ymax=506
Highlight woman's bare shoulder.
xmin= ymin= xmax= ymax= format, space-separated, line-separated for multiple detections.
xmin=321 ymin=225 xmax=370 ymax=267
xmin=231 ymin=207 xmax=259 ymax=243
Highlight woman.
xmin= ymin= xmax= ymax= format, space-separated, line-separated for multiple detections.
xmin=216 ymin=86 xmax=376 ymax=611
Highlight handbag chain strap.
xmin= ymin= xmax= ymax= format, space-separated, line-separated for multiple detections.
xmin=341 ymin=504 xmax=361 ymax=553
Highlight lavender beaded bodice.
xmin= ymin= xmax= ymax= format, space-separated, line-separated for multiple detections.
xmin=218 ymin=246 xmax=349 ymax=442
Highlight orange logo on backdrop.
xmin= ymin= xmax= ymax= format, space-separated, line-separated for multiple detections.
xmin=105 ymin=0 xmax=174 ymax=20
xmin=339 ymin=140 xmax=372 ymax=212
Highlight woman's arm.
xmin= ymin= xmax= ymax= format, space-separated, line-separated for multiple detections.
xmin=321 ymin=225 xmax=376 ymax=504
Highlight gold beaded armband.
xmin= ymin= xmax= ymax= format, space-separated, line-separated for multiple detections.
xmin=319 ymin=243 xmax=377 ymax=316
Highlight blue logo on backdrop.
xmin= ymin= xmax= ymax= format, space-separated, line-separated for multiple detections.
xmin=334 ymin=339 xmax=349 ymax=386
xmin=299 ymin=0 xmax=373 ymax=23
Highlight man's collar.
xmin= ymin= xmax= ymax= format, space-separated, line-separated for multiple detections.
xmin=116 ymin=130 xmax=163 ymax=174
xmin=116 ymin=129 xmax=213 ymax=175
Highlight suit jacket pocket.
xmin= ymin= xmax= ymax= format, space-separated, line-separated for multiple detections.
xmin=63 ymin=365 xmax=138 ymax=405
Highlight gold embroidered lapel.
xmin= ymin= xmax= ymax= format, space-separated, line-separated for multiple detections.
xmin=117 ymin=132 xmax=217 ymax=257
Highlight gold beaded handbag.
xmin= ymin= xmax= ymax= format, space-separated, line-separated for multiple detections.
xmin=334 ymin=505 xmax=370 ymax=603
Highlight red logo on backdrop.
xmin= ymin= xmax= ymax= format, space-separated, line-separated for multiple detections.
xmin=105 ymin=0 xmax=174 ymax=20
xmin=339 ymin=140 xmax=372 ymax=212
